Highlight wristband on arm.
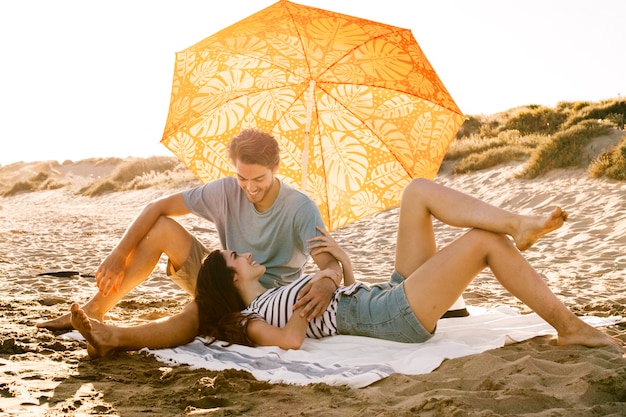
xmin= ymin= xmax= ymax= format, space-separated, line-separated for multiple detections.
xmin=318 ymin=275 xmax=339 ymax=290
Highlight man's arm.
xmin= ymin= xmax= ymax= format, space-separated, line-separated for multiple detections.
xmin=292 ymin=251 xmax=342 ymax=320
xmin=96 ymin=192 xmax=190 ymax=295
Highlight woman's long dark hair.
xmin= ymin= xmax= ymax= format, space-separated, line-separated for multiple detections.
xmin=195 ymin=250 xmax=257 ymax=347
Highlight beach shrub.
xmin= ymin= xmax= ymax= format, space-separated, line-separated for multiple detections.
xmin=40 ymin=178 xmax=65 ymax=191
xmin=110 ymin=156 xmax=181 ymax=183
xmin=3 ymin=181 xmax=35 ymax=196
xmin=503 ymin=105 xmax=567 ymax=135
xmin=80 ymin=180 xmax=117 ymax=196
xmin=589 ymin=133 xmax=626 ymax=180
xmin=605 ymin=113 xmax=625 ymax=129
xmin=517 ymin=119 xmax=613 ymax=179
xmin=479 ymin=119 xmax=501 ymax=138
xmin=586 ymin=100 xmax=626 ymax=121
xmin=561 ymin=99 xmax=626 ymax=130
xmin=2 ymin=171 xmax=65 ymax=196
xmin=452 ymin=145 xmax=530 ymax=174
xmin=445 ymin=130 xmax=548 ymax=173
xmin=455 ymin=116 xmax=483 ymax=139
xmin=77 ymin=156 xmax=196 ymax=196
xmin=445 ymin=135 xmax=510 ymax=161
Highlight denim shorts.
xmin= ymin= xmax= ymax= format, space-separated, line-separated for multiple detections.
xmin=166 ymin=235 xmax=210 ymax=296
xmin=336 ymin=271 xmax=434 ymax=343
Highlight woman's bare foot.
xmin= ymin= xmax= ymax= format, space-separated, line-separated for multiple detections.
xmin=70 ymin=303 xmax=116 ymax=357
xmin=556 ymin=321 xmax=624 ymax=348
xmin=514 ymin=207 xmax=568 ymax=251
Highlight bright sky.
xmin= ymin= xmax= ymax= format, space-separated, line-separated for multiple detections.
xmin=1 ymin=0 xmax=624 ymax=166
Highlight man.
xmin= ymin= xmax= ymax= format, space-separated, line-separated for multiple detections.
xmin=38 ymin=129 xmax=342 ymax=330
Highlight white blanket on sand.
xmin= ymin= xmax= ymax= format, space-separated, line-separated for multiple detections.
xmin=140 ymin=307 xmax=623 ymax=388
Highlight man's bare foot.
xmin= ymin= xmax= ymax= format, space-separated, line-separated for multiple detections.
xmin=70 ymin=303 xmax=116 ymax=357
xmin=514 ymin=207 xmax=568 ymax=251
xmin=557 ymin=321 xmax=624 ymax=348
xmin=38 ymin=307 xmax=105 ymax=331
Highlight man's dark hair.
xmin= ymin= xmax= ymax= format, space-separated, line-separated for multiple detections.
xmin=228 ymin=129 xmax=280 ymax=169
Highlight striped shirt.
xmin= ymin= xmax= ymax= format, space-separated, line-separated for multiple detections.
xmin=242 ymin=274 xmax=364 ymax=338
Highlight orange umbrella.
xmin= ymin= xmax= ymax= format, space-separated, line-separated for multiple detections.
xmin=161 ymin=0 xmax=464 ymax=231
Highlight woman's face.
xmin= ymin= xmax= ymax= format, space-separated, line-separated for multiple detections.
xmin=223 ymin=250 xmax=265 ymax=282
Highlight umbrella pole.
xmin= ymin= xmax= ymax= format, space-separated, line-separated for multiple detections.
xmin=302 ymin=80 xmax=316 ymax=193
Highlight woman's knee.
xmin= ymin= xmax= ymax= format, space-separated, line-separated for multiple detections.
xmin=465 ymin=229 xmax=513 ymax=251
xmin=407 ymin=178 xmax=433 ymax=193
xmin=402 ymin=178 xmax=433 ymax=202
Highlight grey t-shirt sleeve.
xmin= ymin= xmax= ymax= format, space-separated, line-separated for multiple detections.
xmin=182 ymin=180 xmax=223 ymax=220
xmin=290 ymin=196 xmax=326 ymax=256
xmin=181 ymin=178 xmax=235 ymax=248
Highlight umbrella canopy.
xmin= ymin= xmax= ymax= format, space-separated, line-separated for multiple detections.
xmin=161 ymin=0 xmax=464 ymax=230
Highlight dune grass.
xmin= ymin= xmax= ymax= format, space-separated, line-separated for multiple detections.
xmin=516 ymin=120 xmax=612 ymax=179
xmin=447 ymin=97 xmax=625 ymax=180
xmin=2 ymin=172 xmax=66 ymax=197
xmin=1 ymin=156 xmax=199 ymax=197
xmin=80 ymin=156 xmax=198 ymax=196
xmin=589 ymin=133 xmax=626 ymax=180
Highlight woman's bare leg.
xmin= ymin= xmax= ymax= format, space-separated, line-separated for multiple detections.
xmin=37 ymin=216 xmax=194 ymax=330
xmin=402 ymin=229 xmax=622 ymax=348
xmin=70 ymin=302 xmax=199 ymax=357
xmin=394 ymin=178 xmax=568 ymax=278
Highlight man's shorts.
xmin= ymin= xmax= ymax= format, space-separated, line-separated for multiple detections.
xmin=166 ymin=235 xmax=211 ymax=295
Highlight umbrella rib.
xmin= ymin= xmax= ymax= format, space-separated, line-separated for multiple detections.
xmin=282 ymin=1 xmax=315 ymax=81
xmin=283 ymin=0 xmax=412 ymax=84
xmin=316 ymin=29 xmax=406 ymax=82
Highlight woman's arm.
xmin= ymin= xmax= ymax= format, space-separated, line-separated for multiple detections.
xmin=308 ymin=226 xmax=355 ymax=285
xmin=246 ymin=308 xmax=309 ymax=350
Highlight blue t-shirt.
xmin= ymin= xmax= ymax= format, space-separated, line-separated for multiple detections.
xmin=183 ymin=177 xmax=325 ymax=288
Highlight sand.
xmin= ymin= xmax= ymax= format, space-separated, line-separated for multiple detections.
xmin=1 ymin=157 xmax=625 ymax=416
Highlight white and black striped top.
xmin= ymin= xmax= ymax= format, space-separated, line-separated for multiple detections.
xmin=242 ymin=274 xmax=364 ymax=338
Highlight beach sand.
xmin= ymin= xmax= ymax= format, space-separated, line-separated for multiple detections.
xmin=1 ymin=157 xmax=625 ymax=416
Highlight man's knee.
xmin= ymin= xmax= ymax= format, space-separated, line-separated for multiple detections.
xmin=149 ymin=216 xmax=184 ymax=239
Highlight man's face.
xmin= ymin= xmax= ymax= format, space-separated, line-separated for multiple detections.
xmin=234 ymin=161 xmax=277 ymax=207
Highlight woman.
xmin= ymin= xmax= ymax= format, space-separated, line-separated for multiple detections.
xmin=70 ymin=179 xmax=622 ymax=356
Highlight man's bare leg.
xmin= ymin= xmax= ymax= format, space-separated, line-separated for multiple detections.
xmin=70 ymin=304 xmax=117 ymax=357
xmin=70 ymin=302 xmax=200 ymax=357
xmin=38 ymin=217 xmax=193 ymax=330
